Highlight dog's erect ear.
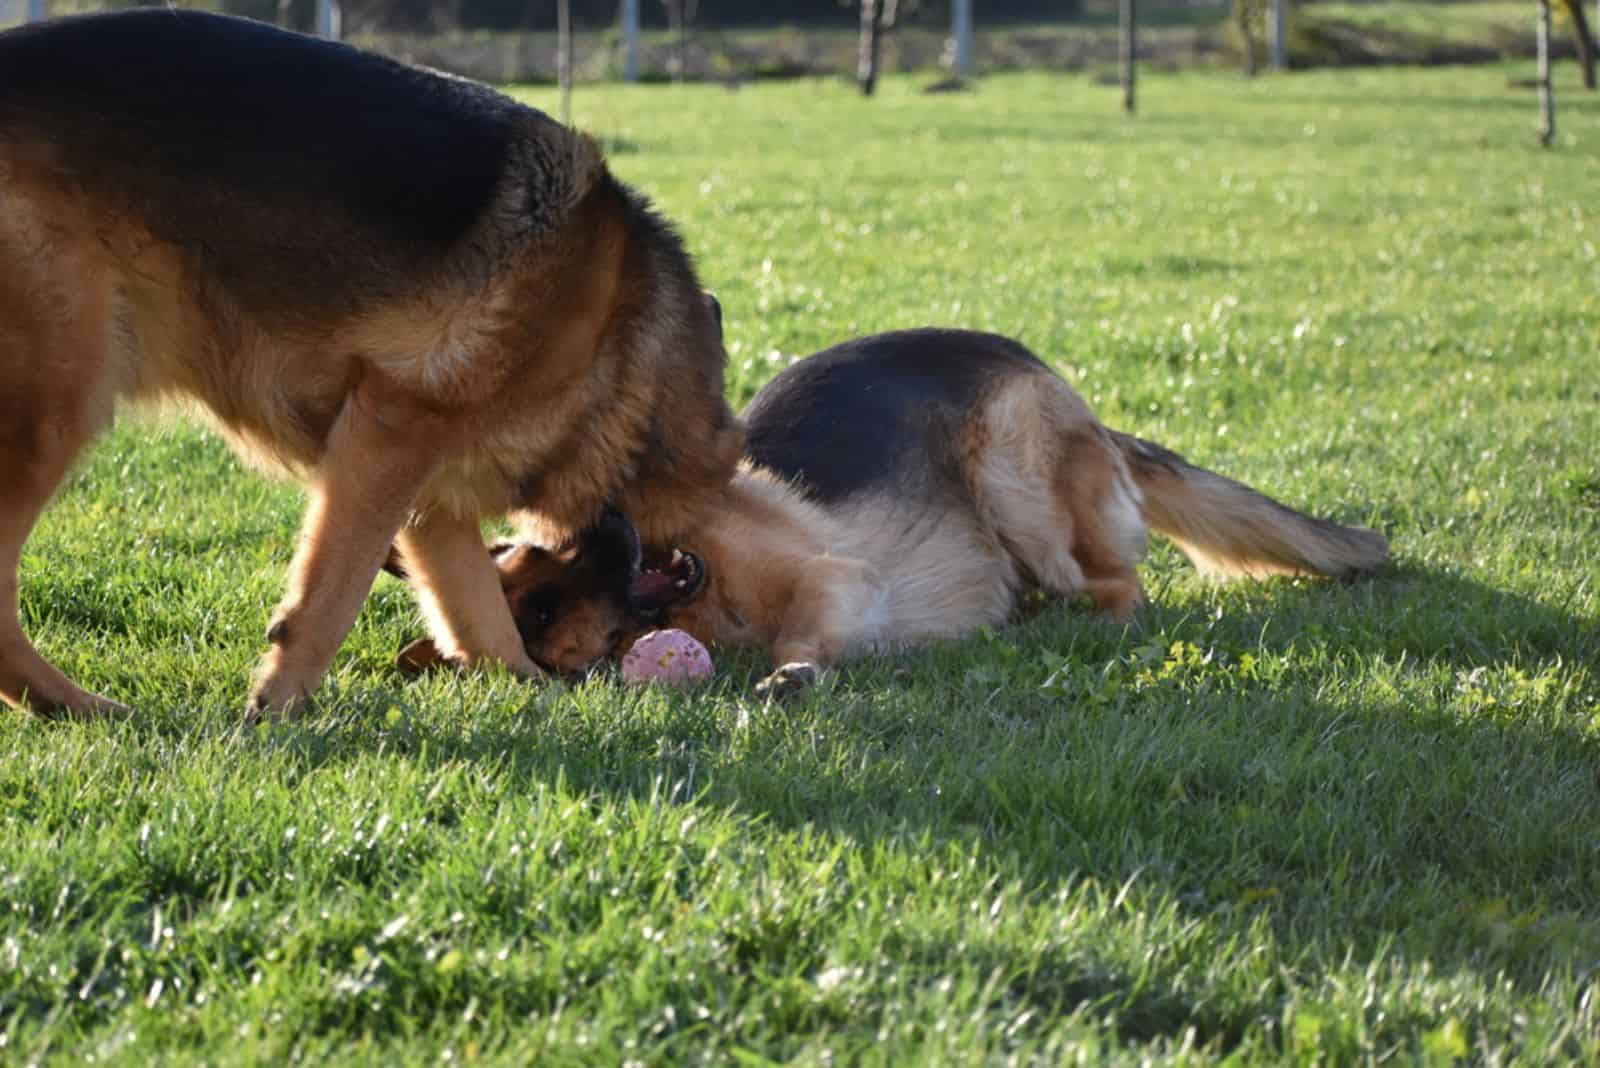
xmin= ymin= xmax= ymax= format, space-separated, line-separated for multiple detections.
xmin=382 ymin=546 xmax=410 ymax=580
xmin=702 ymin=290 xmax=723 ymax=341
xmin=581 ymin=506 xmax=643 ymax=578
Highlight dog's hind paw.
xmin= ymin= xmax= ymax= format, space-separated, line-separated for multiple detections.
xmin=395 ymin=638 xmax=448 ymax=677
xmin=26 ymin=689 xmax=132 ymax=722
xmin=754 ymin=661 xmax=822 ymax=702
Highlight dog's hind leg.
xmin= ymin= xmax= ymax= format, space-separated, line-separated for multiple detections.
xmin=1050 ymin=427 xmax=1147 ymax=621
xmin=0 ymin=271 xmax=125 ymax=717
xmin=969 ymin=376 xmax=1146 ymax=621
xmin=0 ymin=448 xmax=127 ymax=717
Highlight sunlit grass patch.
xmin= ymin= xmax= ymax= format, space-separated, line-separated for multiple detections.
xmin=4 ymin=64 xmax=1598 ymax=1063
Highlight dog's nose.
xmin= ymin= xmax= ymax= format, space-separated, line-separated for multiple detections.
xmin=554 ymin=641 xmax=607 ymax=675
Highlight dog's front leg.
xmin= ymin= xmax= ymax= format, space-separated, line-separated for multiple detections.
xmin=246 ymin=385 xmax=450 ymax=722
xmin=394 ymin=512 xmax=540 ymax=675
xmin=754 ymin=557 xmax=874 ymax=702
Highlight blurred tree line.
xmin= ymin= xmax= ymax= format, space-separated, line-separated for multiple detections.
xmin=247 ymin=0 xmax=1079 ymax=34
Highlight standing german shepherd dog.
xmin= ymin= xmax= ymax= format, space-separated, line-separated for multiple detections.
xmin=410 ymin=328 xmax=1387 ymax=698
xmin=0 ymin=12 xmax=742 ymax=719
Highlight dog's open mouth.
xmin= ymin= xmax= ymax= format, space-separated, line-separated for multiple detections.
xmin=630 ymin=548 xmax=705 ymax=614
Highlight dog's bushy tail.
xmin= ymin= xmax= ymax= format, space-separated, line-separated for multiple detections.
xmin=1109 ymin=430 xmax=1388 ymax=580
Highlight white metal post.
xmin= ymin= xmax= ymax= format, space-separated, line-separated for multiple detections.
xmin=1269 ymin=0 xmax=1287 ymax=70
xmin=951 ymin=0 xmax=973 ymax=78
xmin=1539 ymin=0 xmax=1555 ymax=147
xmin=622 ymin=0 xmax=640 ymax=83
xmin=558 ymin=0 xmax=573 ymax=125
xmin=1120 ymin=0 xmax=1135 ymax=114
xmin=316 ymin=0 xmax=341 ymax=41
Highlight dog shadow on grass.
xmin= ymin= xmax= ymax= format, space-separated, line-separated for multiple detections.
xmin=285 ymin=561 xmax=1599 ymax=1054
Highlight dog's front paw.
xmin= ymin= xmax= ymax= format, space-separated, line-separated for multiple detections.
xmin=754 ymin=661 xmax=822 ymax=702
xmin=245 ymin=656 xmax=313 ymax=725
xmin=244 ymin=686 xmax=307 ymax=725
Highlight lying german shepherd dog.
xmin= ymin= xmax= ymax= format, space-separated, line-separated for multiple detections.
xmin=0 ymin=11 xmax=741 ymax=719
xmin=397 ymin=328 xmax=1389 ymax=698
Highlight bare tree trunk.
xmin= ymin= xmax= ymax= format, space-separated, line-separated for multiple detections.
xmin=676 ymin=14 xmax=688 ymax=85
xmin=663 ymin=0 xmax=689 ymax=84
xmin=1539 ymin=0 xmax=1556 ymax=147
xmin=1120 ymin=0 xmax=1136 ymax=114
xmin=1235 ymin=0 xmax=1258 ymax=77
xmin=859 ymin=0 xmax=885 ymax=96
xmin=665 ymin=1 xmax=682 ymax=83
xmin=557 ymin=0 xmax=574 ymax=125
xmin=1563 ymin=0 xmax=1597 ymax=90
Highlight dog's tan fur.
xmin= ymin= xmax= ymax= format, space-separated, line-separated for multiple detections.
xmin=0 ymin=14 xmax=740 ymax=719
xmin=658 ymin=374 xmax=1155 ymax=695
xmin=392 ymin=535 xmax=637 ymax=679
xmin=462 ymin=332 xmax=1387 ymax=698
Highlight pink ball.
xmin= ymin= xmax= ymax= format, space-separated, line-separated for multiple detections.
xmin=620 ymin=628 xmax=713 ymax=686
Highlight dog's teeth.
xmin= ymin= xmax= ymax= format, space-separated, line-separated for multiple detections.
xmin=674 ymin=578 xmax=687 ymax=588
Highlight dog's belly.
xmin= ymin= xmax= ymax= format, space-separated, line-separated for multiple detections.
xmin=830 ymin=495 xmax=1020 ymax=655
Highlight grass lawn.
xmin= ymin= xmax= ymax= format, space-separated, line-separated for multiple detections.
xmin=5 ymin=62 xmax=1599 ymax=1064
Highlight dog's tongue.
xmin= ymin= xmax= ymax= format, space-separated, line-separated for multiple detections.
xmin=632 ymin=569 xmax=679 ymax=600
xmin=632 ymin=548 xmax=698 ymax=603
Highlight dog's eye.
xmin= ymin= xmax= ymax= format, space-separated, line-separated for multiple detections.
xmin=518 ymin=590 xmax=562 ymax=634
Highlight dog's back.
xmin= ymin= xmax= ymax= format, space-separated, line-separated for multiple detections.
xmin=0 ymin=11 xmax=741 ymax=718
xmin=744 ymin=327 xmax=1383 ymax=637
xmin=742 ymin=329 xmax=1076 ymax=647
xmin=745 ymin=328 xmax=1048 ymax=507
xmin=0 ymin=11 xmax=582 ymax=304
xmin=474 ymin=329 xmax=1385 ymax=688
